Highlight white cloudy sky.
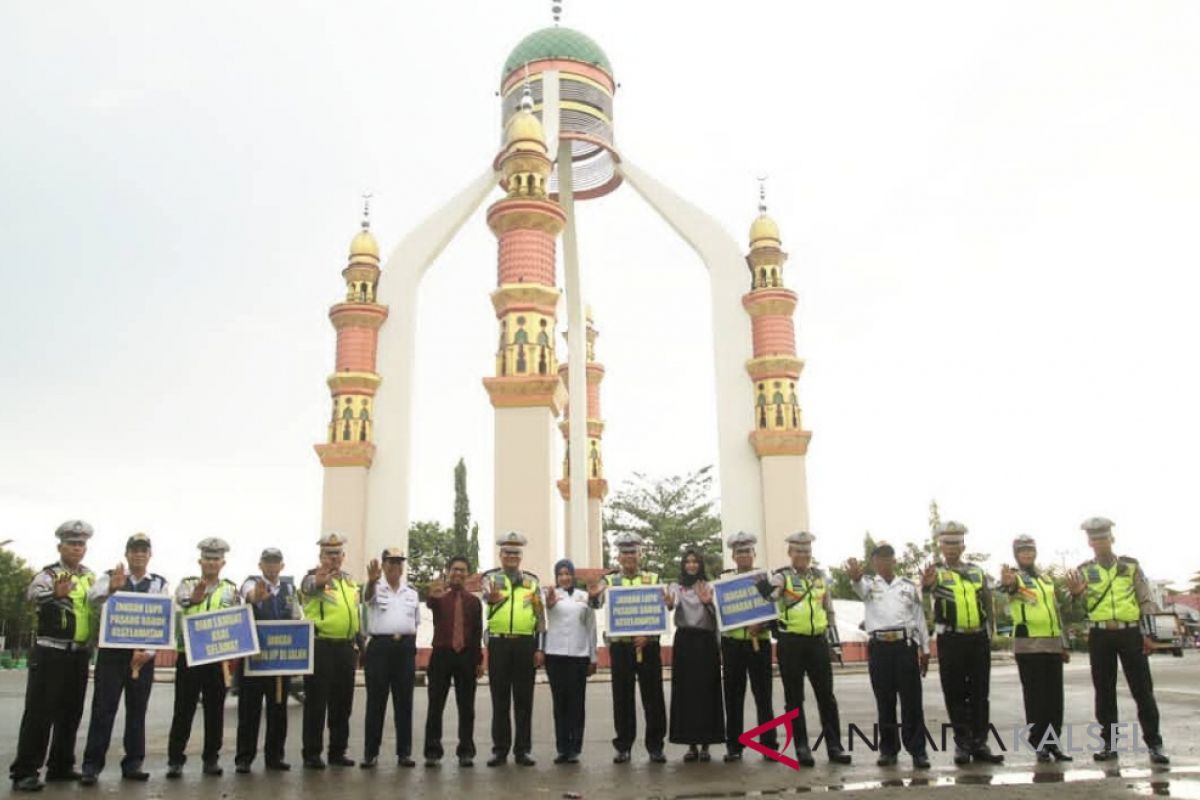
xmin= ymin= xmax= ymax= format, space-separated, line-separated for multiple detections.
xmin=1 ymin=1 xmax=1198 ymax=588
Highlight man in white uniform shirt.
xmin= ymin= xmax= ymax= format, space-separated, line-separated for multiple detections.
xmin=847 ymin=542 xmax=931 ymax=770
xmin=361 ymin=548 xmax=420 ymax=769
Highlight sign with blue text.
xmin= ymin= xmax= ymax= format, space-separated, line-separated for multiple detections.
xmin=606 ymin=584 xmax=668 ymax=637
xmin=243 ymin=620 xmax=315 ymax=677
xmin=712 ymin=571 xmax=777 ymax=632
xmin=98 ymin=592 xmax=175 ymax=650
xmin=182 ymin=605 xmax=260 ymax=667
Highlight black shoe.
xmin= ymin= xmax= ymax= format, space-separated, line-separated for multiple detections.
xmin=12 ymin=777 xmax=44 ymax=792
xmin=425 ymin=758 xmax=441 ymax=768
xmin=515 ymin=754 xmax=536 ymax=767
xmin=486 ymin=755 xmax=507 ymax=767
xmin=683 ymin=746 xmax=699 ymax=763
xmin=1036 ymin=750 xmax=1053 ymax=764
xmin=613 ymin=751 xmax=631 ymax=764
xmin=264 ymin=761 xmax=291 ymax=771
xmin=1093 ymin=749 xmax=1118 ymax=762
xmin=699 ymin=747 xmax=711 ymax=763
xmin=166 ymin=763 xmax=184 ymax=779
xmin=877 ymin=754 xmax=898 ymax=767
xmin=565 ymin=753 xmax=580 ymax=764
xmin=912 ymin=755 xmax=931 ymax=770
xmin=553 ymin=754 xmax=569 ymax=765
xmin=328 ymin=755 xmax=356 ymax=767
xmin=829 ymin=748 xmax=851 ymax=765
xmin=303 ymin=757 xmax=326 ymax=770
xmin=648 ymin=751 xmax=667 ymax=764
xmin=723 ymin=750 xmax=743 ymax=763
xmin=122 ymin=769 xmax=150 ymax=781
xmin=79 ymin=774 xmax=98 ymax=786
xmin=458 ymin=757 xmax=474 ymax=768
xmin=953 ymin=748 xmax=971 ymax=766
xmin=236 ymin=762 xmax=252 ymax=774
xmin=359 ymin=757 xmax=377 ymax=769
xmin=1149 ymin=746 xmax=1170 ymax=765
xmin=45 ymin=770 xmax=82 ymax=782
xmin=398 ymin=757 xmax=416 ymax=768
xmin=1049 ymin=747 xmax=1073 ymax=763
xmin=797 ymin=747 xmax=815 ymax=768
xmin=202 ymin=762 xmax=223 ymax=776
xmin=972 ymin=747 xmax=1003 ymax=764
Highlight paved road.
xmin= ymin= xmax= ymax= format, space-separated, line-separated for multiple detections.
xmin=1 ymin=652 xmax=1197 ymax=799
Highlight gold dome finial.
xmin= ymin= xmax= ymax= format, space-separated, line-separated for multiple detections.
xmin=749 ymin=175 xmax=781 ymax=248
xmin=504 ymin=70 xmax=547 ymax=154
xmin=349 ymin=192 xmax=380 ymax=260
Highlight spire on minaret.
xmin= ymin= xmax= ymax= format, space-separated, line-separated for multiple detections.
xmin=552 ymin=1 xmax=563 ymax=26
xmin=361 ymin=192 xmax=373 ymax=230
xmin=757 ymin=175 xmax=768 ymax=214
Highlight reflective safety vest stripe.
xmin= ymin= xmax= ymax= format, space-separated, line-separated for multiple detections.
xmin=1009 ymin=572 xmax=1061 ymax=638
xmin=487 ymin=573 xmax=539 ymax=636
xmin=68 ymin=573 xmax=95 ymax=643
xmin=933 ymin=567 xmax=987 ymax=630
xmin=778 ymin=573 xmax=827 ymax=635
xmin=1083 ymin=561 xmax=1140 ymax=623
xmin=303 ymin=577 xmax=361 ymax=639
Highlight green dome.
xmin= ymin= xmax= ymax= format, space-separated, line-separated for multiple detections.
xmin=503 ymin=27 xmax=612 ymax=78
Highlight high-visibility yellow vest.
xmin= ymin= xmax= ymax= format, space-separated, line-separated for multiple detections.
xmin=1080 ymin=557 xmax=1141 ymax=623
xmin=302 ymin=574 xmax=361 ymax=640
xmin=777 ymin=569 xmax=828 ymax=635
xmin=177 ymin=578 xmax=239 ymax=651
xmin=931 ymin=563 xmax=988 ymax=631
xmin=1009 ymin=571 xmax=1062 ymax=638
xmin=486 ymin=570 xmax=540 ymax=636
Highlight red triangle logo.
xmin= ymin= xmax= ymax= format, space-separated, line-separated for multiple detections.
xmin=738 ymin=707 xmax=802 ymax=770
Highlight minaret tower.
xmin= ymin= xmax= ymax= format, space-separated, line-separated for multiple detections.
xmin=482 ymin=86 xmax=567 ymax=581
xmin=557 ymin=307 xmax=608 ymax=568
xmin=743 ymin=183 xmax=812 ymax=568
xmin=314 ymin=200 xmax=388 ymax=575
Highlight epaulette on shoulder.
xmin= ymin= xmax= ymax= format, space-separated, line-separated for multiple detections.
xmin=1076 ymin=559 xmax=1093 ymax=571
xmin=150 ymin=573 xmax=167 ymax=583
xmin=605 ymin=568 xmax=619 ymax=575
xmin=522 ymin=570 xmax=539 ymax=580
xmin=41 ymin=563 xmax=59 ymax=573
xmin=220 ymin=577 xmax=238 ymax=586
xmin=1118 ymin=555 xmax=1139 ymax=565
xmin=773 ymin=566 xmax=791 ymax=575
xmin=481 ymin=567 xmax=501 ymax=576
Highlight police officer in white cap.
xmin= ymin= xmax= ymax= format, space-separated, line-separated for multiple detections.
xmin=1066 ymin=517 xmax=1168 ymax=764
xmin=718 ymin=531 xmax=777 ymax=762
xmin=768 ymin=532 xmax=850 ymax=767
xmin=920 ymin=521 xmax=1002 ymax=765
xmin=10 ymin=521 xmax=96 ymax=791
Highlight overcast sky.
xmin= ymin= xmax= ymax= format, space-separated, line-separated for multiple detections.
xmin=2 ymin=1 xmax=1198 ymax=588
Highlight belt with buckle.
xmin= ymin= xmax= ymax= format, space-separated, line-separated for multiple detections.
xmin=938 ymin=625 xmax=984 ymax=635
xmin=371 ymin=633 xmax=415 ymax=641
xmin=871 ymin=629 xmax=908 ymax=642
xmin=1091 ymin=621 xmax=1138 ymax=630
xmin=37 ymin=638 xmax=89 ymax=653
xmin=489 ymin=633 xmax=531 ymax=639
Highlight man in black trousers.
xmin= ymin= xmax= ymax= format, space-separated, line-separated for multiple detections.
xmin=424 ymin=556 xmax=483 ymax=767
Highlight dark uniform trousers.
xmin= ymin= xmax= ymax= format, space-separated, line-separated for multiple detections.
xmin=235 ymin=671 xmax=290 ymax=766
xmin=303 ymin=639 xmax=357 ymax=760
xmin=363 ymin=636 xmax=417 ymax=759
xmin=423 ymin=648 xmax=478 ymax=760
xmin=82 ymin=649 xmax=155 ymax=774
xmin=545 ymin=654 xmax=590 ymax=757
xmin=1015 ymin=653 xmax=1064 ymax=750
xmin=867 ymin=640 xmax=926 ymax=757
xmin=167 ymin=654 xmax=226 ymax=766
xmin=608 ymin=639 xmax=667 ymax=754
xmin=9 ymin=645 xmax=90 ymax=780
xmin=720 ymin=637 xmax=777 ymax=754
xmin=777 ymin=632 xmax=843 ymax=754
xmin=1089 ymin=628 xmax=1162 ymax=747
xmin=487 ymin=636 xmax=536 ymax=757
xmin=936 ymin=632 xmax=991 ymax=751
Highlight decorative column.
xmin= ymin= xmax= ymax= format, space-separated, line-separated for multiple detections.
xmin=743 ymin=187 xmax=812 ymax=569
xmin=313 ymin=206 xmax=388 ymax=576
xmin=557 ymin=308 xmax=608 ymax=568
xmin=482 ymin=88 xmax=567 ymax=582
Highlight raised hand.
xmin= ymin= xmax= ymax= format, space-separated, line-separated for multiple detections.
xmin=428 ymin=578 xmax=446 ymax=600
xmin=251 ymin=578 xmax=270 ymax=604
xmin=366 ymin=558 xmax=382 ymax=584
xmin=52 ymin=572 xmax=74 ymax=599
xmin=487 ymin=582 xmax=505 ymax=605
xmin=1066 ymin=569 xmax=1086 ymax=597
xmin=544 ymin=586 xmax=558 ymax=608
xmin=845 ymin=558 xmax=864 ymax=582
xmin=189 ymin=579 xmax=209 ymax=605
xmin=1000 ymin=564 xmax=1016 ymax=589
xmin=110 ymin=562 xmax=127 ymax=592
xmin=921 ymin=561 xmax=937 ymax=589
xmin=587 ymin=581 xmax=606 ymax=600
xmin=314 ymin=567 xmax=332 ymax=589
xmin=696 ymin=581 xmax=714 ymax=605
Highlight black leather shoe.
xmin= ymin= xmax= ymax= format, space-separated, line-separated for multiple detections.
xmin=829 ymin=748 xmax=851 ymax=765
xmin=1093 ymin=749 xmax=1118 ymax=762
xmin=723 ymin=750 xmax=743 ymax=763
xmin=1149 ymin=746 xmax=1170 ymax=765
xmin=122 ymin=769 xmax=150 ymax=781
xmin=425 ymin=758 xmax=441 ymax=768
xmin=12 ymin=777 xmax=44 ymax=792
xmin=486 ymin=755 xmax=507 ymax=767
xmin=683 ymin=746 xmax=699 ymax=763
xmin=202 ymin=762 xmax=223 ymax=776
xmin=1036 ymin=750 xmax=1053 ymax=763
xmin=398 ymin=757 xmax=416 ymax=768
xmin=613 ymin=751 xmax=631 ymax=764
xmin=45 ymin=770 xmax=82 ymax=782
xmin=458 ymin=757 xmax=474 ymax=768
xmin=648 ymin=751 xmax=667 ymax=764
xmin=79 ymin=774 xmax=98 ymax=786
xmin=166 ymin=763 xmax=184 ymax=779
xmin=303 ymin=757 xmax=326 ymax=770
xmin=328 ymin=755 xmax=356 ymax=767
xmin=515 ymin=754 xmax=536 ymax=767
xmin=553 ymin=754 xmax=569 ymax=765
xmin=699 ymin=747 xmax=711 ymax=763
xmin=953 ymin=748 xmax=971 ymax=765
xmin=972 ymin=747 xmax=1003 ymax=764
xmin=1050 ymin=747 xmax=1073 ymax=763
xmin=264 ymin=761 xmax=291 ymax=771
xmin=912 ymin=755 xmax=931 ymax=770
xmin=565 ymin=754 xmax=580 ymax=764
xmin=236 ymin=762 xmax=252 ymax=774
xmin=877 ymin=754 xmax=898 ymax=767
xmin=797 ymin=747 xmax=815 ymax=768
xmin=359 ymin=756 xmax=377 ymax=769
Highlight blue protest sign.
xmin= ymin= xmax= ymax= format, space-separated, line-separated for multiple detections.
xmin=606 ymin=584 xmax=668 ymax=637
xmin=712 ymin=571 xmax=777 ymax=632
xmin=182 ymin=605 xmax=260 ymax=666
xmin=243 ymin=620 xmax=314 ymax=676
xmin=98 ymin=592 xmax=175 ymax=650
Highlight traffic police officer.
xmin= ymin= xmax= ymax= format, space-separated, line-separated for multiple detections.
xmin=768 ymin=531 xmax=850 ymax=767
xmin=999 ymin=535 xmax=1072 ymax=763
xmin=480 ymin=531 xmax=545 ymax=767
xmin=718 ymin=531 xmax=777 ymax=762
xmin=235 ymin=547 xmax=301 ymax=773
xmin=1067 ymin=517 xmax=1169 ymax=764
xmin=921 ymin=521 xmax=1003 ymax=765
xmin=167 ymin=537 xmax=240 ymax=778
xmin=589 ymin=531 xmax=668 ymax=764
xmin=847 ymin=542 xmax=931 ymax=769
xmin=300 ymin=532 xmax=361 ymax=769
xmin=81 ymin=533 xmax=169 ymax=784
xmin=9 ymin=520 xmax=96 ymax=792
xmin=361 ymin=547 xmax=420 ymax=769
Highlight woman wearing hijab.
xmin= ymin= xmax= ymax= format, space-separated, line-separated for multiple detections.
xmin=542 ymin=558 xmax=598 ymax=764
xmin=666 ymin=548 xmax=725 ymax=761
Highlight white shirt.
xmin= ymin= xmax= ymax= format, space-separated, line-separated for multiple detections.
xmin=544 ymin=587 xmax=598 ymax=662
xmin=365 ymin=579 xmax=420 ymax=636
xmin=853 ymin=575 xmax=931 ymax=654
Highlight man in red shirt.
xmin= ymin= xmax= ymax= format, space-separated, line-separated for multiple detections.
xmin=422 ymin=556 xmax=483 ymax=767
